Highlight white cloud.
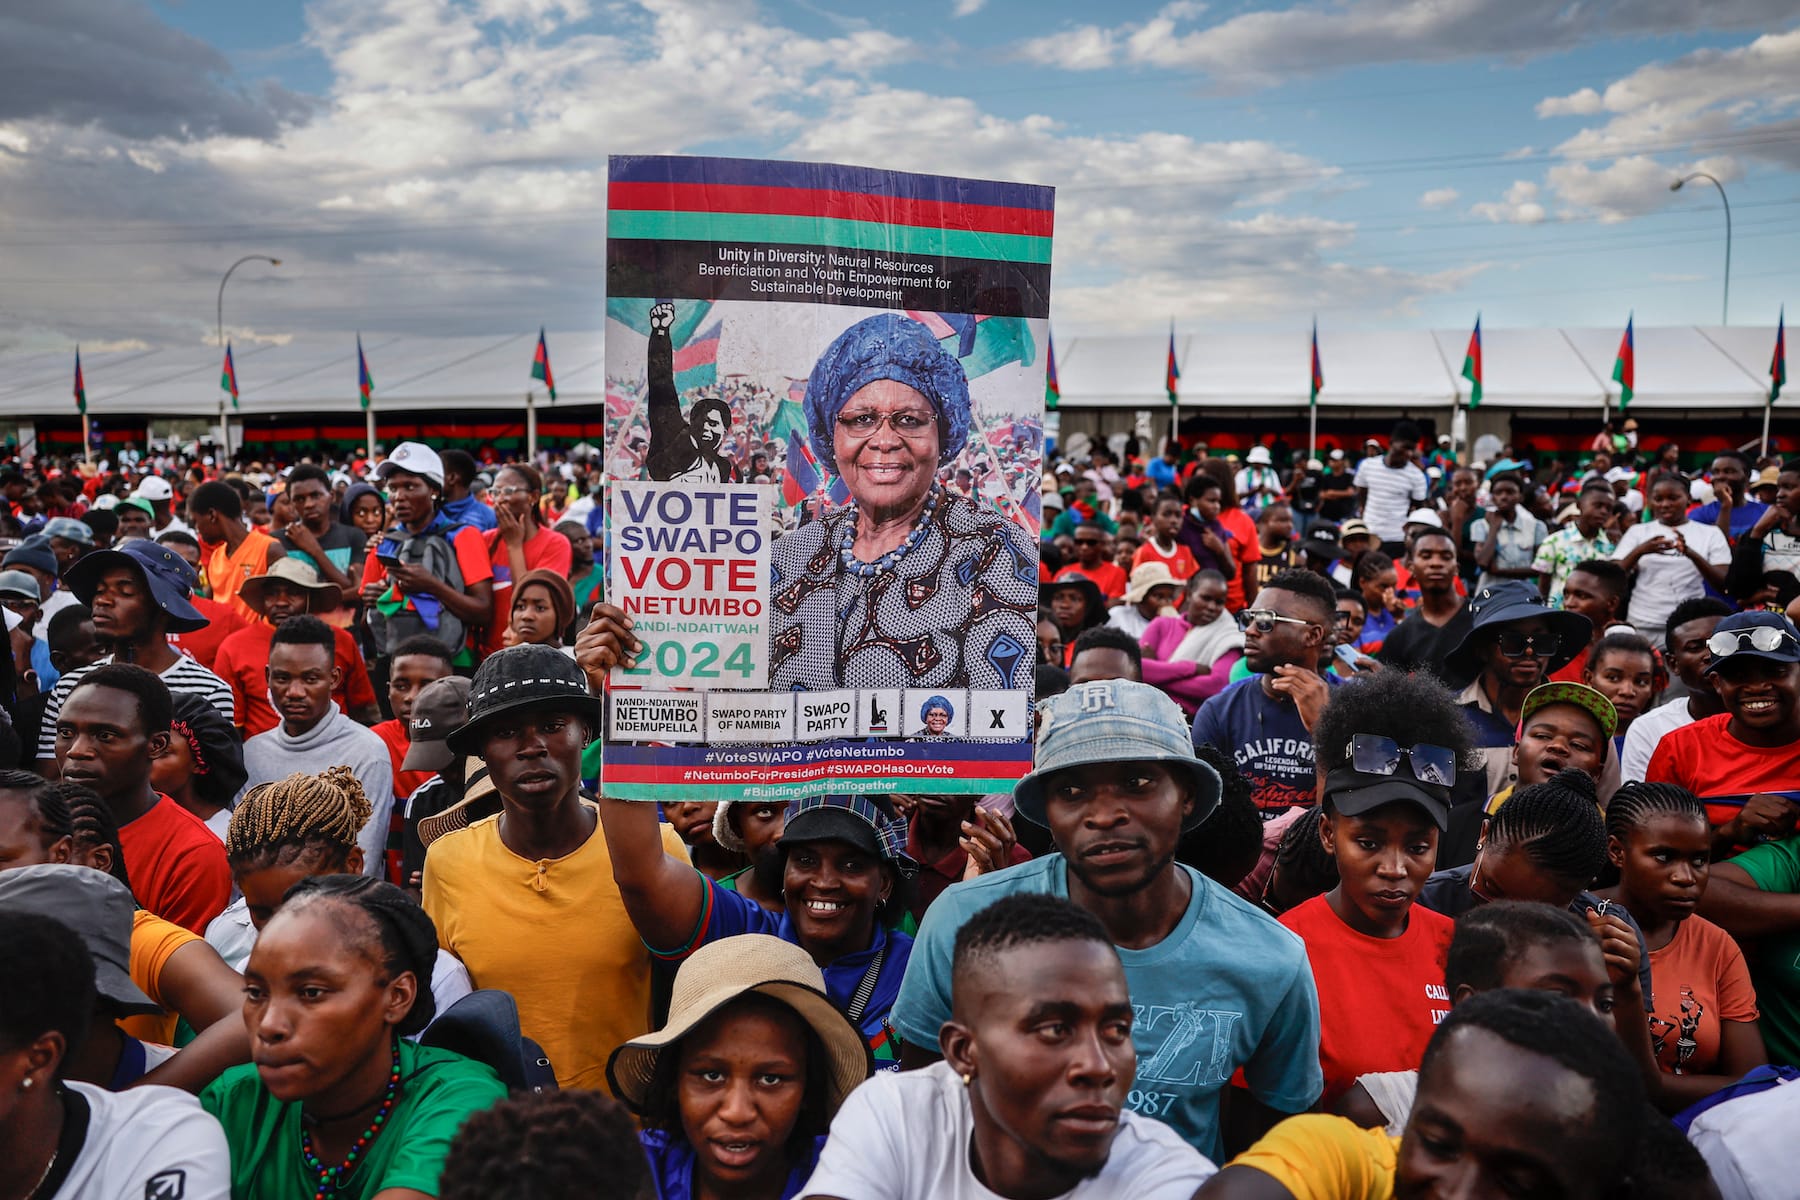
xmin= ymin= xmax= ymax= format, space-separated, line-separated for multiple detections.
xmin=1469 ymin=180 xmax=1546 ymax=224
xmin=1419 ymin=187 xmax=1460 ymax=209
xmin=951 ymin=0 xmax=986 ymax=16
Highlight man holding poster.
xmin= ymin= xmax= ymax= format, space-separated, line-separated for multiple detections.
xmin=591 ymin=154 xmax=1050 ymax=803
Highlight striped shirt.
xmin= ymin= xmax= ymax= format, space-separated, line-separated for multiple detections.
xmin=38 ymin=655 xmax=237 ymax=760
xmin=1353 ymin=459 xmax=1427 ymax=543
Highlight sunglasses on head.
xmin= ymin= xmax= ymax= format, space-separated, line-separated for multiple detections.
xmin=1343 ymin=733 xmax=1457 ymax=786
xmin=1239 ymin=609 xmax=1314 ymax=634
xmin=1494 ymin=630 xmax=1555 ymax=658
xmin=1708 ymin=626 xmax=1797 ymax=657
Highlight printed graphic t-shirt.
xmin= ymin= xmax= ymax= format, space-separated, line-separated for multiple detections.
xmin=50 ymin=1082 xmax=231 ymax=1200
xmin=1278 ymin=894 xmax=1453 ymax=1105
xmin=1645 ymin=915 xmax=1759 ymax=1077
xmin=1192 ymin=675 xmax=1337 ymax=816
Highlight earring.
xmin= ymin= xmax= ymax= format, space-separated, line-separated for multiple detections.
xmin=961 ymin=1072 xmax=972 ymax=1088
xmin=20 ymin=1078 xmax=31 ymax=1091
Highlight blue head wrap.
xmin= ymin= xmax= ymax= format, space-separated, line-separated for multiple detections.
xmin=920 ymin=695 xmax=954 ymax=722
xmin=804 ymin=313 xmax=972 ymax=476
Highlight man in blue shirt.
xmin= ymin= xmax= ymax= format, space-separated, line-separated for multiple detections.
xmin=1689 ymin=448 xmax=1767 ymax=540
xmin=892 ymin=677 xmax=1322 ymax=1161
xmin=1146 ymin=440 xmax=1180 ymax=491
xmin=438 ymin=448 xmax=498 ymax=532
xmin=1191 ymin=569 xmax=1337 ymax=817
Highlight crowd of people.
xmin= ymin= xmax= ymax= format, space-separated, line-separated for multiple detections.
xmin=0 ymin=417 xmax=1795 ymax=1199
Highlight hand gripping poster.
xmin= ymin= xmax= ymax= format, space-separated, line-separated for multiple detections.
xmin=602 ymin=155 xmax=1051 ymax=802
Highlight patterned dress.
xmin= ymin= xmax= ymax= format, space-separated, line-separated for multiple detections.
xmin=770 ymin=489 xmax=1037 ymax=691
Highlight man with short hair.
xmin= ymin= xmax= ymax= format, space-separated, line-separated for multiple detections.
xmin=1620 ymin=597 xmax=1732 ymax=781
xmin=1470 ymin=473 xmax=1546 ymax=592
xmin=277 ymin=463 xmax=367 ymax=610
xmin=1192 ymin=569 xmax=1337 ymax=816
xmin=1534 ymin=482 xmax=1618 ymax=605
xmin=54 ymin=663 xmax=230 ymax=932
xmin=1056 ymin=525 xmax=1127 ymax=602
xmin=1691 ymin=448 xmax=1767 ymax=540
xmin=213 ymin=559 xmax=378 ymax=736
xmin=372 ymin=634 xmax=455 ymax=801
xmin=1068 ymin=624 xmax=1143 ymax=685
xmin=188 ymin=479 xmax=284 ymax=625
xmin=896 ymin=679 xmax=1323 ymax=1159
xmin=558 ymin=519 xmax=604 ymax=613
xmin=438 ymin=448 xmax=498 ymax=532
xmin=1353 ymin=421 xmax=1427 ymax=556
xmin=1546 ymin=559 xmax=1630 ymax=684
xmin=35 ymin=540 xmax=235 ymax=770
xmin=240 ymin=615 xmax=393 ymax=876
xmin=1375 ymin=528 xmax=1470 ymax=680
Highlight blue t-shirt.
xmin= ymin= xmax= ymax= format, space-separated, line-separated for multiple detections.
xmin=640 ymin=1128 xmax=823 ymax=1200
xmin=1147 ymin=458 xmax=1178 ymax=489
xmin=1690 ymin=498 xmax=1767 ymax=539
xmin=1191 ymin=675 xmax=1337 ymax=815
xmin=653 ymin=873 xmax=911 ymax=1068
xmin=441 ymin=493 xmax=498 ymax=532
xmin=891 ymin=854 xmax=1322 ymax=1160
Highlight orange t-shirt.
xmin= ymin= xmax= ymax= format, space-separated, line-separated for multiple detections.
xmin=118 ymin=795 xmax=231 ymax=935
xmin=212 ymin=622 xmax=379 ymax=736
xmin=207 ymin=529 xmax=279 ymax=625
xmin=1279 ymin=893 xmax=1453 ymax=1105
xmin=121 ymin=909 xmax=200 ymax=1045
xmin=1645 ymin=914 xmax=1759 ymax=1077
xmin=1132 ymin=538 xmax=1201 ymax=582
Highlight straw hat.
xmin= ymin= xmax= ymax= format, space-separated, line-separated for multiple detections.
xmin=607 ymin=934 xmax=872 ymax=1113
xmin=239 ymin=557 xmax=339 ymax=615
xmin=1123 ymin=561 xmax=1182 ymax=605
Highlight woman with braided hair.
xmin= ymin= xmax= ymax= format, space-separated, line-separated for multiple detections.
xmin=204 ymin=766 xmax=473 ymax=1020
xmin=1595 ymin=782 xmax=1766 ymax=1109
xmin=201 ymin=874 xmax=507 ymax=1200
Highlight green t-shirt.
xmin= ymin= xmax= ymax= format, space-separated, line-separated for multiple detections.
xmin=1727 ymin=837 xmax=1800 ymax=1067
xmin=570 ymin=564 xmax=605 ymax=611
xmin=201 ymin=1040 xmax=507 ymax=1199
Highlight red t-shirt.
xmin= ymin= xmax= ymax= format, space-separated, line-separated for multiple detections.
xmin=481 ymin=525 xmax=573 ymax=655
xmin=373 ymin=718 xmax=435 ymax=802
xmin=1645 ymin=712 xmax=1800 ymax=830
xmin=1278 ymin=893 xmax=1453 ymax=1104
xmin=1645 ymin=915 xmax=1759 ymax=1077
xmin=212 ymin=623 xmax=378 ymax=737
xmin=169 ymin=596 xmax=249 ymax=672
xmin=117 ymin=795 xmax=232 ymax=935
xmin=1132 ymin=538 xmax=1201 ymax=583
xmin=1220 ymin=508 xmax=1262 ymax=611
xmin=359 ymin=524 xmax=495 ymax=656
xmin=1055 ymin=562 xmax=1128 ymax=601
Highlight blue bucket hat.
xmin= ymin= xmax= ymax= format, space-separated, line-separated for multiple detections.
xmin=60 ymin=539 xmax=207 ymax=633
xmin=803 ymin=313 xmax=972 ymax=475
xmin=1016 ymin=679 xmax=1222 ymax=832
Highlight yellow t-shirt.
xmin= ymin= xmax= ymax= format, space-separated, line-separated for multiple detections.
xmin=1228 ymin=1114 xmax=1400 ymax=1200
xmin=421 ymin=803 xmax=687 ymax=1091
xmin=121 ymin=909 xmax=200 ymax=1045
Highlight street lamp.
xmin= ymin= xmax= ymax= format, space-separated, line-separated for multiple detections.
xmin=215 ymin=254 xmax=280 ymax=458
xmin=1670 ymin=173 xmax=1730 ymax=325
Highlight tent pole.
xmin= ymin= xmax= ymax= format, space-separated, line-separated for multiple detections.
xmin=217 ymin=399 xmax=230 ymax=466
xmin=1762 ymin=400 xmax=1773 ymax=459
xmin=1307 ymin=403 xmax=1317 ymax=464
xmin=527 ymin=391 xmax=539 ymax=460
xmin=81 ymin=413 xmax=93 ymax=467
xmin=365 ymin=405 xmax=377 ymax=462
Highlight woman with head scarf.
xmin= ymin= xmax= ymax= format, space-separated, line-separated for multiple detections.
xmin=150 ymin=691 xmax=248 ymax=842
xmin=339 ymin=482 xmax=386 ymax=542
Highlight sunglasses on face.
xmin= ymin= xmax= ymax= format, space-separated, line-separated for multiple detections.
xmin=1494 ymin=631 xmax=1555 ymax=658
xmin=1343 ymin=733 xmax=1457 ymax=786
xmin=1708 ymin=626 xmax=1798 ymax=657
xmin=1239 ymin=609 xmax=1315 ymax=634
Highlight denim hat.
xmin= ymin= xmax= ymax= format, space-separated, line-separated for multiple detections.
xmin=42 ymin=517 xmax=95 ymax=547
xmin=1443 ymin=581 xmax=1591 ymax=682
xmin=445 ymin=642 xmax=601 ymax=756
xmin=1016 ymin=679 xmax=1221 ymax=831
xmin=1704 ymin=610 xmax=1800 ymax=675
xmin=61 ymin=539 xmax=207 ymax=633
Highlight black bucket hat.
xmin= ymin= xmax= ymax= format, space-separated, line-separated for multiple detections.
xmin=1444 ymin=581 xmax=1592 ymax=682
xmin=1039 ymin=574 xmax=1105 ymax=630
xmin=445 ymin=643 xmax=602 ymax=757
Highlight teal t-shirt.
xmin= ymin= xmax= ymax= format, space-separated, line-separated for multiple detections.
xmin=892 ymin=854 xmax=1322 ymax=1160
xmin=201 ymin=1040 xmax=507 ymax=1200
xmin=1727 ymin=837 xmax=1800 ymax=1067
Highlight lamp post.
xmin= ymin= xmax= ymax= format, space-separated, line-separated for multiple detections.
xmin=216 ymin=254 xmax=280 ymax=460
xmin=1670 ymin=173 xmax=1730 ymax=325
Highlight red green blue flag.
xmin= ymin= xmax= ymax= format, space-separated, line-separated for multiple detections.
xmin=1772 ymin=307 xmax=1786 ymax=403
xmin=1045 ymin=331 xmax=1060 ymax=411
xmin=532 ymin=328 xmax=556 ymax=401
xmin=1462 ymin=315 xmax=1483 ymax=408
xmin=220 ymin=342 xmax=239 ymax=409
xmin=1612 ymin=314 xmax=1634 ymax=409
xmin=358 ymin=335 xmax=374 ymax=411
xmin=74 ymin=347 xmax=87 ymax=415
xmin=1166 ymin=324 xmax=1180 ymax=407
xmin=1310 ymin=319 xmax=1324 ymax=408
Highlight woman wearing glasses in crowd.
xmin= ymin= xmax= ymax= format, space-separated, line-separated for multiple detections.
xmin=1276 ymin=672 xmax=1473 ymax=1104
xmin=480 ymin=463 xmax=571 ymax=657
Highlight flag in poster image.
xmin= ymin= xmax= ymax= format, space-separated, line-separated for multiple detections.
xmin=1461 ymin=315 xmax=1483 ymax=409
xmin=532 ymin=328 xmax=556 ymax=401
xmin=1612 ymin=314 xmax=1634 ymax=409
xmin=1772 ymin=307 xmax=1786 ymax=403
xmin=357 ymin=335 xmax=374 ymax=411
xmin=601 ymin=155 xmax=1051 ymax=804
xmin=1309 ymin=318 xmax=1324 ymax=408
xmin=74 ymin=347 xmax=86 ymax=415
xmin=1166 ymin=322 xmax=1180 ymax=406
xmin=220 ymin=343 xmax=239 ymax=408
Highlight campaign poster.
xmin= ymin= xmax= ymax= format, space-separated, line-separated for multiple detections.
xmin=602 ymin=154 xmax=1051 ymax=803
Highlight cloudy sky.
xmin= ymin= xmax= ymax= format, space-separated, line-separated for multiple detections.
xmin=1 ymin=0 xmax=1795 ymax=355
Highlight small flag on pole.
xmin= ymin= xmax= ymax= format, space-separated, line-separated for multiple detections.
xmin=357 ymin=335 xmax=374 ymax=411
xmin=1045 ymin=332 xmax=1060 ymax=411
xmin=220 ymin=342 xmax=239 ymax=409
xmin=1611 ymin=314 xmax=1635 ymax=409
xmin=1461 ymin=315 xmax=1483 ymax=408
xmin=1772 ymin=307 xmax=1787 ymax=403
xmin=531 ymin=328 xmax=556 ymax=402
xmin=1310 ymin=319 xmax=1324 ymax=407
xmin=74 ymin=347 xmax=87 ymax=415
xmin=1165 ymin=323 xmax=1180 ymax=407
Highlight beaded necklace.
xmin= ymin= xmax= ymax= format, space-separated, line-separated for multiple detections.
xmin=300 ymin=1041 xmax=403 ymax=1200
xmin=838 ymin=486 xmax=940 ymax=578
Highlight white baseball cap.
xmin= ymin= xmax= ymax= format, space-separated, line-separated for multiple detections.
xmin=132 ymin=476 xmax=173 ymax=502
xmin=376 ymin=442 xmax=445 ymax=488
xmin=1404 ymin=507 xmax=1444 ymax=530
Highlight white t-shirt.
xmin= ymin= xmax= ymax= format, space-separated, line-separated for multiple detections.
xmin=1620 ymin=696 xmax=1701 ymax=783
xmin=1352 ymin=459 xmax=1427 ymax=543
xmin=800 ymin=1061 xmax=1216 ymax=1200
xmin=50 ymin=1081 xmax=230 ymax=1200
xmin=1687 ymin=1075 xmax=1800 ymax=1200
xmin=1611 ymin=521 xmax=1731 ymax=633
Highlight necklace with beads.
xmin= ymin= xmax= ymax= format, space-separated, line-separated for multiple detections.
xmin=838 ymin=486 xmax=940 ymax=578
xmin=299 ymin=1041 xmax=402 ymax=1200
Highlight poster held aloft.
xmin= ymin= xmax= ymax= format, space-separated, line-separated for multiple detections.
xmin=601 ymin=153 xmax=1052 ymax=803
